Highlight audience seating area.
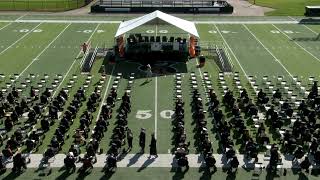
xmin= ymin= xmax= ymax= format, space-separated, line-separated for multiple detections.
xmin=0 ymin=70 xmax=320 ymax=174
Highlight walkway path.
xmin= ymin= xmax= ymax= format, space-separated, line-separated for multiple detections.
xmin=227 ymin=0 xmax=274 ymax=16
xmin=3 ymin=153 xmax=320 ymax=169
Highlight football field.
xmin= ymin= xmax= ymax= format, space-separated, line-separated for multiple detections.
xmin=0 ymin=15 xmax=320 ymax=179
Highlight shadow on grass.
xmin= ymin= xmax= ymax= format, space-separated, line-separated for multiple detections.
xmin=170 ymin=166 xmax=189 ymax=180
xmin=198 ymin=167 xmax=216 ymax=180
xmin=56 ymin=167 xmax=73 ymax=180
xmin=140 ymin=80 xmax=151 ymax=86
xmin=137 ymin=157 xmax=156 ymax=172
xmin=99 ymin=170 xmax=115 ymax=180
xmin=2 ymin=171 xmax=22 ymax=180
xmin=76 ymin=169 xmax=91 ymax=180
xmin=127 ymin=153 xmax=143 ymax=167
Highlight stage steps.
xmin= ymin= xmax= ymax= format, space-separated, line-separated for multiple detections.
xmin=81 ymin=46 xmax=98 ymax=73
xmin=215 ymin=46 xmax=233 ymax=73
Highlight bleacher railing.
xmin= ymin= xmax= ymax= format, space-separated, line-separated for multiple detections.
xmin=0 ymin=0 xmax=90 ymax=11
xmin=99 ymin=0 xmax=227 ymax=8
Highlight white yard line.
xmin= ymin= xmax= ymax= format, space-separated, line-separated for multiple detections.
xmin=15 ymin=20 xmax=121 ymax=24
xmin=287 ymin=16 xmax=320 ymax=36
xmin=243 ymin=24 xmax=293 ymax=78
xmin=15 ymin=14 xmax=27 ymax=21
xmin=0 ymin=23 xmax=42 ymax=56
xmin=154 ymin=76 xmax=158 ymax=139
xmin=272 ymin=24 xmax=320 ymax=64
xmin=17 ymin=23 xmax=72 ymax=79
xmin=195 ymin=21 xmax=300 ymax=24
xmin=0 ymin=19 xmax=309 ymax=24
xmin=287 ymin=16 xmax=298 ymax=22
xmin=302 ymin=24 xmax=319 ymax=35
xmin=213 ymin=24 xmax=249 ymax=78
xmin=52 ymin=24 xmax=100 ymax=97
xmin=0 ymin=21 xmax=15 ymax=31
xmin=95 ymin=65 xmax=116 ymax=122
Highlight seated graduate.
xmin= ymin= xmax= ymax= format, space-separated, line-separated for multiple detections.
xmin=101 ymin=105 xmax=112 ymax=119
xmin=205 ymin=151 xmax=216 ymax=171
xmin=49 ymin=104 xmax=58 ymax=119
xmin=4 ymin=117 xmax=13 ymax=131
xmin=106 ymin=153 xmax=117 ymax=171
xmin=110 ymin=87 xmax=117 ymax=100
xmin=269 ymin=144 xmax=281 ymax=171
xmin=0 ymin=155 xmax=6 ymax=173
xmin=43 ymin=88 xmax=51 ymax=98
xmin=64 ymin=152 xmax=76 ymax=172
xmin=74 ymin=129 xmax=86 ymax=145
xmin=273 ymin=89 xmax=282 ymax=100
xmin=257 ymin=89 xmax=266 ymax=104
xmin=177 ymin=153 xmax=189 ymax=168
xmin=7 ymin=93 xmax=14 ymax=104
xmin=228 ymin=155 xmax=239 ymax=174
xmin=12 ymin=152 xmax=27 ymax=172
xmin=41 ymin=118 xmax=50 ymax=132
xmin=226 ymin=145 xmax=236 ymax=160
xmin=314 ymin=150 xmax=320 ymax=164
xmin=80 ymin=153 xmax=94 ymax=171
xmin=300 ymin=157 xmax=311 ymax=173
xmin=77 ymin=87 xmax=86 ymax=101
xmin=2 ymin=145 xmax=13 ymax=158
xmin=68 ymin=144 xmax=80 ymax=158
xmin=122 ymin=92 xmax=130 ymax=104
xmin=106 ymin=94 xmax=114 ymax=107
xmin=292 ymin=146 xmax=304 ymax=161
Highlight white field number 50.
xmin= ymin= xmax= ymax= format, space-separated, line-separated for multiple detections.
xmin=136 ymin=110 xmax=174 ymax=119
xmin=136 ymin=110 xmax=152 ymax=119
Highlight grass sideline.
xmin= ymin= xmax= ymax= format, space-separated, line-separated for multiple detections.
xmin=0 ymin=0 xmax=86 ymax=11
xmin=249 ymin=0 xmax=320 ymax=16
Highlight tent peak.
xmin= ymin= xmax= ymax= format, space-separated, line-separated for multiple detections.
xmin=115 ymin=11 xmax=199 ymax=38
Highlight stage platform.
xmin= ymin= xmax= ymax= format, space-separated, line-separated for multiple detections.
xmin=91 ymin=0 xmax=233 ymax=14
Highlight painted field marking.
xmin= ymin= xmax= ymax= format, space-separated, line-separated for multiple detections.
xmin=160 ymin=110 xmax=174 ymax=119
xmin=0 ymin=19 xmax=302 ymax=24
xmin=243 ymin=24 xmax=293 ymax=78
xmin=0 ymin=18 xmax=310 ymax=25
xmin=135 ymin=110 xmax=175 ymax=120
xmin=155 ymin=76 xmax=158 ymax=139
xmin=273 ymin=24 xmax=320 ymax=64
xmin=287 ymin=16 xmax=299 ymax=22
xmin=52 ymin=23 xmax=100 ymax=97
xmin=0 ymin=14 xmax=27 ymax=32
xmin=136 ymin=110 xmax=152 ymax=119
xmin=0 ymin=23 xmax=42 ymax=56
xmin=214 ymin=24 xmax=249 ymax=78
xmin=301 ymin=24 xmax=319 ymax=35
xmin=15 ymin=14 xmax=27 ymax=21
xmin=159 ymin=30 xmax=168 ymax=33
xmin=17 ymin=23 xmax=72 ymax=79
xmin=0 ymin=22 xmax=15 ymax=31
xmin=146 ymin=30 xmax=155 ymax=33
xmin=95 ymin=65 xmax=116 ymax=122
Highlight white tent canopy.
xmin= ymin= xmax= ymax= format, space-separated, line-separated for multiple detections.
xmin=114 ymin=10 xmax=199 ymax=38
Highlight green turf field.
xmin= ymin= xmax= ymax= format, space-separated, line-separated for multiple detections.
xmin=249 ymin=0 xmax=320 ymax=16
xmin=0 ymin=15 xmax=320 ymax=179
xmin=0 ymin=0 xmax=86 ymax=11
